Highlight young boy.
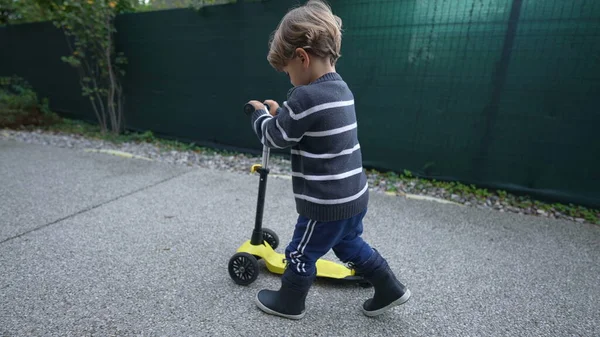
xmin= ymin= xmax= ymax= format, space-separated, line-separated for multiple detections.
xmin=246 ymin=0 xmax=410 ymax=320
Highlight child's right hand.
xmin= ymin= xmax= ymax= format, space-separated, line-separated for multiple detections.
xmin=263 ymin=99 xmax=280 ymax=116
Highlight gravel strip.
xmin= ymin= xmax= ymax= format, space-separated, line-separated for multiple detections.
xmin=1 ymin=129 xmax=292 ymax=175
xmin=2 ymin=128 xmax=598 ymax=226
xmin=368 ymin=176 xmax=595 ymax=224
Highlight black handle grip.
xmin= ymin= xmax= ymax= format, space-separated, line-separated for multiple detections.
xmin=244 ymin=103 xmax=254 ymax=116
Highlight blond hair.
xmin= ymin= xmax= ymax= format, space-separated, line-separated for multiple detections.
xmin=267 ymin=0 xmax=343 ymax=71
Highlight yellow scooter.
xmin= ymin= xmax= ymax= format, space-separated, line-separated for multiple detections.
xmin=227 ymin=103 xmax=369 ymax=287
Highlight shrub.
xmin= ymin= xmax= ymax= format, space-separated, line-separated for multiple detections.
xmin=0 ymin=76 xmax=60 ymax=128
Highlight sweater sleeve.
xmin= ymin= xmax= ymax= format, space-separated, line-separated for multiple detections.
xmin=249 ymin=92 xmax=312 ymax=149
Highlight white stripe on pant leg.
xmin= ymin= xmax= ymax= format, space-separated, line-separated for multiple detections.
xmin=296 ymin=221 xmax=316 ymax=274
xmin=291 ymin=220 xmax=314 ymax=256
xmin=291 ymin=220 xmax=315 ymax=274
xmin=290 ymin=252 xmax=302 ymax=267
xmin=290 ymin=252 xmax=301 ymax=266
xmin=290 ymin=220 xmax=315 ymax=262
xmin=299 ymin=220 xmax=316 ymax=256
xmin=289 ymin=223 xmax=308 ymax=271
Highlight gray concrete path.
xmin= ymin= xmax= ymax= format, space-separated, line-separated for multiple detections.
xmin=1 ymin=139 xmax=599 ymax=336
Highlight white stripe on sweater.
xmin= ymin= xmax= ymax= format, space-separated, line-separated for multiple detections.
xmin=264 ymin=128 xmax=283 ymax=149
xmin=291 ymin=167 xmax=363 ymax=181
xmin=259 ymin=117 xmax=271 ymax=147
xmin=260 ymin=116 xmax=284 ymax=148
xmin=294 ymin=181 xmax=369 ymax=205
xmin=304 ymin=122 xmax=356 ymax=137
xmin=254 ymin=112 xmax=270 ymax=133
xmin=276 ymin=120 xmax=355 ymax=143
xmin=291 ymin=144 xmax=361 ymax=159
xmin=285 ymin=100 xmax=354 ymax=120
xmin=276 ymin=119 xmax=302 ymax=142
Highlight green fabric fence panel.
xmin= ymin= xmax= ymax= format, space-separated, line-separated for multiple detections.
xmin=0 ymin=21 xmax=91 ymax=121
xmin=0 ymin=0 xmax=598 ymax=208
xmin=332 ymin=0 xmax=513 ymax=189
xmin=114 ymin=2 xmax=294 ymax=151
xmin=330 ymin=0 xmax=600 ymax=207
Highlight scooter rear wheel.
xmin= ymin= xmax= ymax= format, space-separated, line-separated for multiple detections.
xmin=262 ymin=228 xmax=279 ymax=250
xmin=228 ymin=252 xmax=259 ymax=285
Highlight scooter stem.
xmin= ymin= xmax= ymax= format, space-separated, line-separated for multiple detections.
xmin=261 ymin=145 xmax=270 ymax=169
xmin=250 ymin=144 xmax=271 ymax=246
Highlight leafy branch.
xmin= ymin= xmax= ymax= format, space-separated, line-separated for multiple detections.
xmin=48 ymin=0 xmax=127 ymax=134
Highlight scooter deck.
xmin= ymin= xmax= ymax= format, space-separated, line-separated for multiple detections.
xmin=236 ymin=240 xmax=361 ymax=280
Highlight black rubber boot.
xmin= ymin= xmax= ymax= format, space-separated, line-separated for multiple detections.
xmin=356 ymin=249 xmax=411 ymax=317
xmin=254 ymin=267 xmax=315 ymax=320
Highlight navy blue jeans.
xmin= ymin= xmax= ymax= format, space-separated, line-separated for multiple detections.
xmin=284 ymin=208 xmax=375 ymax=276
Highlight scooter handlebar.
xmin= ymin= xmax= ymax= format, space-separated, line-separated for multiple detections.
xmin=244 ymin=103 xmax=255 ymax=116
xmin=244 ymin=103 xmax=270 ymax=117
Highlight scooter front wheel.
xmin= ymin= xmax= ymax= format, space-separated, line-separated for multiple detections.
xmin=228 ymin=252 xmax=259 ymax=285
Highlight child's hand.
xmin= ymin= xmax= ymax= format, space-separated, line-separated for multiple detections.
xmin=247 ymin=100 xmax=266 ymax=112
xmin=263 ymin=100 xmax=280 ymax=116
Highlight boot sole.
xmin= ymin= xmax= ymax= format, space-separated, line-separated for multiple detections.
xmin=254 ymin=293 xmax=306 ymax=320
xmin=362 ymin=288 xmax=411 ymax=317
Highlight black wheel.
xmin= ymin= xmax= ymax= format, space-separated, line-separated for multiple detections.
xmin=228 ymin=252 xmax=259 ymax=285
xmin=262 ymin=228 xmax=279 ymax=250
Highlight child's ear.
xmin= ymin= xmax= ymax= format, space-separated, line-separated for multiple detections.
xmin=295 ymin=48 xmax=310 ymax=68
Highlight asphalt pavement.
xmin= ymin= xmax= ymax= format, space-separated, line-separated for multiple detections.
xmin=1 ymin=139 xmax=599 ymax=336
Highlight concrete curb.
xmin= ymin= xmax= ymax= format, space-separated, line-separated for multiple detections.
xmin=83 ymin=149 xmax=153 ymax=161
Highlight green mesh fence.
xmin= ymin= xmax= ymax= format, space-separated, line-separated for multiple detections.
xmin=1 ymin=0 xmax=599 ymax=207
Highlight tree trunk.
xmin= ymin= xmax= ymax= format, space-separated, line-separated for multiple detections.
xmin=63 ymin=30 xmax=108 ymax=133
xmin=106 ymin=14 xmax=119 ymax=134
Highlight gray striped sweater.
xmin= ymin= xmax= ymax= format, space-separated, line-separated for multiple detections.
xmin=250 ymin=72 xmax=369 ymax=222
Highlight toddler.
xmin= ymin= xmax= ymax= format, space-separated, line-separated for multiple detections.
xmin=246 ymin=0 xmax=411 ymax=320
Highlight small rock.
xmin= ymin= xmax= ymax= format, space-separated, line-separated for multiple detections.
xmin=537 ymin=209 xmax=547 ymax=216
xmin=575 ymin=218 xmax=585 ymax=223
